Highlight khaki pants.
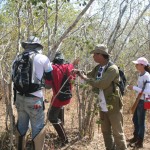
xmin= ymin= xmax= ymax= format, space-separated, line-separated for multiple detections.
xmin=100 ymin=111 xmax=127 ymax=150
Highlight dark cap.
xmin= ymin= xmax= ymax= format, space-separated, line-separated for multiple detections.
xmin=54 ymin=52 xmax=64 ymax=60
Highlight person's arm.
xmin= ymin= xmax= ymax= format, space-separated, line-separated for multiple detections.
xmin=79 ymin=65 xmax=118 ymax=90
xmin=45 ymin=79 xmax=52 ymax=89
xmin=87 ymin=66 xmax=98 ymax=78
xmin=133 ymin=85 xmax=150 ymax=94
xmin=43 ymin=57 xmax=53 ymax=89
xmin=68 ymin=58 xmax=80 ymax=80
xmin=44 ymin=71 xmax=53 ymax=89
xmin=128 ymin=74 xmax=150 ymax=94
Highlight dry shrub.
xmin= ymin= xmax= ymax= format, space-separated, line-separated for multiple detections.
xmin=75 ymin=83 xmax=99 ymax=140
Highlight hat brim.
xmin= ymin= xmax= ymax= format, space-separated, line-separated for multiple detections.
xmin=21 ymin=42 xmax=43 ymax=49
xmin=90 ymin=49 xmax=109 ymax=55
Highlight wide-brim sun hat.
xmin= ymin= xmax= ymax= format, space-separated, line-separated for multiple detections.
xmin=90 ymin=44 xmax=109 ymax=56
xmin=132 ymin=57 xmax=148 ymax=66
xmin=21 ymin=36 xmax=43 ymax=49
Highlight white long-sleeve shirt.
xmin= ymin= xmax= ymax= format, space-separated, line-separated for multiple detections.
xmin=133 ymin=71 xmax=150 ymax=100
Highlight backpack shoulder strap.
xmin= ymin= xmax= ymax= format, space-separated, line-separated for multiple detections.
xmin=52 ymin=64 xmax=65 ymax=92
xmin=104 ymin=61 xmax=114 ymax=72
xmin=104 ymin=61 xmax=116 ymax=93
xmin=55 ymin=64 xmax=64 ymax=74
xmin=55 ymin=64 xmax=70 ymax=76
xmin=52 ymin=64 xmax=69 ymax=96
xmin=22 ymin=50 xmax=39 ymax=56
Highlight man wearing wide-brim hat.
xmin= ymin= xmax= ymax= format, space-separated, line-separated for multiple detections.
xmin=90 ymin=44 xmax=110 ymax=55
xmin=12 ymin=36 xmax=53 ymax=150
xmin=21 ymin=36 xmax=43 ymax=50
xmin=74 ymin=44 xmax=127 ymax=150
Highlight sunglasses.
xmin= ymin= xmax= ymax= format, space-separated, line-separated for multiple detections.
xmin=97 ymin=67 xmax=103 ymax=78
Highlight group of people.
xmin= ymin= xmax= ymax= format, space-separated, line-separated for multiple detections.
xmin=12 ymin=36 xmax=150 ymax=150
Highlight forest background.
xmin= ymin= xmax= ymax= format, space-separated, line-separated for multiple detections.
xmin=0 ymin=0 xmax=150 ymax=149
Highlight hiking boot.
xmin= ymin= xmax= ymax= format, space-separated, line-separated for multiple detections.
xmin=106 ymin=143 xmax=116 ymax=150
xmin=135 ymin=139 xmax=143 ymax=148
xmin=61 ymin=139 xmax=69 ymax=147
xmin=52 ymin=122 xmax=68 ymax=143
xmin=127 ymin=137 xmax=138 ymax=144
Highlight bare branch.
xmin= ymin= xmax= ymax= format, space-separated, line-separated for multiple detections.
xmin=107 ymin=0 xmax=128 ymax=53
xmin=114 ymin=1 xmax=150 ymax=62
xmin=116 ymin=0 xmax=134 ymax=38
xmin=54 ymin=0 xmax=58 ymax=35
xmin=48 ymin=0 xmax=95 ymax=59
xmin=16 ymin=2 xmax=22 ymax=55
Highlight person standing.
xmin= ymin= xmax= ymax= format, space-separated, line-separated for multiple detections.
xmin=45 ymin=52 xmax=79 ymax=147
xmin=12 ymin=36 xmax=53 ymax=150
xmin=74 ymin=44 xmax=127 ymax=150
xmin=127 ymin=57 xmax=150 ymax=148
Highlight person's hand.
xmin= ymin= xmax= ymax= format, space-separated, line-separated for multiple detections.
xmin=71 ymin=69 xmax=80 ymax=74
xmin=72 ymin=69 xmax=86 ymax=76
xmin=72 ymin=57 xmax=80 ymax=66
xmin=126 ymin=85 xmax=133 ymax=90
xmin=79 ymin=72 xmax=88 ymax=80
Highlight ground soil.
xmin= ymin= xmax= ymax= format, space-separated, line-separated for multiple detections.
xmin=0 ymin=90 xmax=150 ymax=150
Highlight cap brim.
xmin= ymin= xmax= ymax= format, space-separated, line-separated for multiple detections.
xmin=21 ymin=42 xmax=43 ymax=49
xmin=132 ymin=61 xmax=138 ymax=64
xmin=90 ymin=49 xmax=109 ymax=55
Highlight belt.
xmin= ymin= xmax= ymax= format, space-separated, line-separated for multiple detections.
xmin=18 ymin=93 xmax=36 ymax=97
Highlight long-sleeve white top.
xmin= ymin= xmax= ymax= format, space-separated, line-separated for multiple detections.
xmin=133 ymin=71 xmax=150 ymax=100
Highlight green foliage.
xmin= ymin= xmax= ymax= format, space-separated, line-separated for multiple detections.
xmin=107 ymin=105 xmax=113 ymax=110
xmin=30 ymin=0 xmax=47 ymax=5
xmin=96 ymin=119 xmax=102 ymax=125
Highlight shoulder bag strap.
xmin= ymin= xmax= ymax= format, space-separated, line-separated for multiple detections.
xmin=51 ymin=64 xmax=67 ymax=94
xmin=104 ymin=61 xmax=116 ymax=93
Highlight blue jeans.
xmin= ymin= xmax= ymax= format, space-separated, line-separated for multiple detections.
xmin=133 ymin=100 xmax=146 ymax=140
xmin=15 ymin=94 xmax=44 ymax=139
